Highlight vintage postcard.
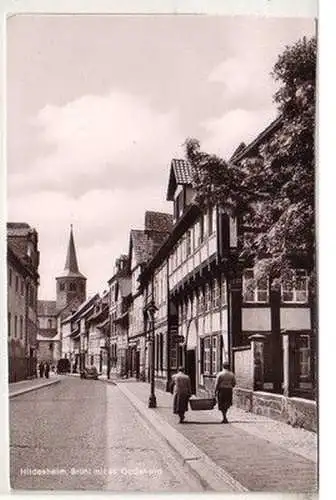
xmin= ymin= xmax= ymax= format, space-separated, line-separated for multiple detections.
xmin=4 ymin=1 xmax=318 ymax=495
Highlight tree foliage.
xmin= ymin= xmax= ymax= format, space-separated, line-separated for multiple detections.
xmin=185 ymin=36 xmax=317 ymax=289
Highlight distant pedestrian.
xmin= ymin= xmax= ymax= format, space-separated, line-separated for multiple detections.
xmin=39 ymin=362 xmax=45 ymax=378
xmin=170 ymin=367 xmax=192 ymax=424
xmin=44 ymin=362 xmax=50 ymax=379
xmin=214 ymin=362 xmax=236 ymax=424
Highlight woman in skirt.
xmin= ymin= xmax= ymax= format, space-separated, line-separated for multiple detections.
xmin=214 ymin=362 xmax=236 ymax=423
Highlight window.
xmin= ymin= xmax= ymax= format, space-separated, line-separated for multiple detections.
xmin=203 ymin=337 xmax=211 ymax=374
xmin=281 ymin=270 xmax=308 ymax=303
xmin=48 ymin=319 xmax=52 ymax=329
xmin=15 ymin=276 xmax=19 ymax=293
xmin=201 ymin=335 xmax=220 ymax=376
xmin=208 ymin=206 xmax=214 ymax=236
xmin=59 ymin=282 xmax=65 ymax=292
xmin=14 ymin=315 xmax=18 ymax=337
xmin=69 ymin=282 xmax=76 ymax=292
xmin=20 ymin=316 xmax=23 ymax=339
xmin=8 ymin=312 xmax=11 ymax=336
xmin=221 ymin=276 xmax=227 ymax=305
xmin=298 ymin=335 xmax=310 ymax=379
xmin=198 ymin=287 xmax=205 ymax=314
xmin=21 ymin=279 xmax=24 ymax=296
xmin=170 ymin=343 xmax=178 ymax=369
xmin=243 ymin=269 xmax=269 ymax=303
xmin=9 ymin=269 xmax=12 ymax=287
xmin=213 ymin=278 xmax=220 ymax=308
xmin=205 ymin=283 xmax=211 ymax=312
xmin=212 ymin=336 xmax=218 ymax=374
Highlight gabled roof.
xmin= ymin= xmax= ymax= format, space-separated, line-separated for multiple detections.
xmin=166 ymin=159 xmax=193 ymax=201
xmin=38 ymin=300 xmax=57 ymax=317
xmin=7 ymin=222 xmax=32 ymax=237
xmin=230 ymin=116 xmax=283 ymax=163
xmin=145 ymin=211 xmax=173 ymax=234
xmin=130 ymin=230 xmax=152 ymax=267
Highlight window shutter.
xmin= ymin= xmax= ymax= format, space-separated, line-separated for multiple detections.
xmin=200 ymin=337 xmax=204 ymax=374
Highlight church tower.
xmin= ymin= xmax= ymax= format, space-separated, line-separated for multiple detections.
xmin=56 ymin=225 xmax=86 ymax=311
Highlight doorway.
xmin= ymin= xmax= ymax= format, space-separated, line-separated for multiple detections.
xmin=186 ymin=349 xmax=196 ymax=394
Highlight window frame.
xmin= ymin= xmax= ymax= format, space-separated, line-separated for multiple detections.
xmin=242 ymin=268 xmax=269 ymax=304
xmin=281 ymin=269 xmax=309 ymax=304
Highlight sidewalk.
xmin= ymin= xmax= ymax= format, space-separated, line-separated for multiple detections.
xmin=9 ymin=374 xmax=61 ymax=397
xmin=117 ymin=381 xmax=318 ymax=493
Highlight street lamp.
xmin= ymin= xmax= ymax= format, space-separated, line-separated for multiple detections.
xmin=146 ymin=300 xmax=158 ymax=408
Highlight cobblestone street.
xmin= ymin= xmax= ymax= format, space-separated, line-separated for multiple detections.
xmin=9 ymin=377 xmax=317 ymax=493
xmin=10 ymin=377 xmax=203 ymax=492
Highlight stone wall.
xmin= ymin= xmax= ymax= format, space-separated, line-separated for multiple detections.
xmin=233 ymin=388 xmax=317 ymax=432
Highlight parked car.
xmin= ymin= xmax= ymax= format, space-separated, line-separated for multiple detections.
xmin=80 ymin=366 xmax=99 ymax=380
xmin=57 ymin=358 xmax=71 ymax=374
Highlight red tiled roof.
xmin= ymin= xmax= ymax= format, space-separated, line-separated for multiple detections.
xmin=171 ymin=159 xmax=193 ymax=184
xmin=167 ymin=159 xmax=193 ymax=201
xmin=144 ymin=211 xmax=173 ymax=233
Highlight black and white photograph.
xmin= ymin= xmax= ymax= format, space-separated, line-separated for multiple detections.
xmin=5 ymin=6 xmax=318 ymax=495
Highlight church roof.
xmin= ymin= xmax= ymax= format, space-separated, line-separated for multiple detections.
xmin=56 ymin=225 xmax=86 ymax=279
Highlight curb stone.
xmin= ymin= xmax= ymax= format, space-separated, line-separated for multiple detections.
xmin=9 ymin=378 xmax=61 ymax=398
xmin=117 ymin=383 xmax=248 ymax=493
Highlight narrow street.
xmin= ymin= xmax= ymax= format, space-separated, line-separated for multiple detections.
xmin=10 ymin=378 xmax=203 ymax=492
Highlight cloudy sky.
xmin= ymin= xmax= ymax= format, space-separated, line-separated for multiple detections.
xmin=7 ymin=15 xmax=315 ymax=300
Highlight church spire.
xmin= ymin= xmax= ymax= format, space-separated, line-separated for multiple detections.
xmin=64 ymin=224 xmax=79 ymax=273
xmin=57 ymin=225 xmax=85 ymax=278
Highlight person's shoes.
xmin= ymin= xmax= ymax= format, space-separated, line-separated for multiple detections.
xmin=221 ymin=417 xmax=228 ymax=424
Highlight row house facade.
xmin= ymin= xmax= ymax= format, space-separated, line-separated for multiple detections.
xmin=127 ymin=211 xmax=172 ymax=381
xmin=139 ymin=120 xmax=315 ymax=401
xmin=108 ymin=255 xmax=131 ymax=378
xmin=7 ymin=223 xmax=40 ymax=382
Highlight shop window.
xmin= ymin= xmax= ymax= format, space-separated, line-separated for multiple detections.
xmin=281 ymin=270 xmax=308 ymax=303
xmin=242 ymin=269 xmax=269 ymax=303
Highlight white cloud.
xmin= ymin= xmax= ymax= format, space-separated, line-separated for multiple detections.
xmin=201 ymin=107 xmax=278 ymax=159
xmin=9 ymin=91 xmax=184 ymax=195
xmin=8 ymin=91 xmax=182 ymax=299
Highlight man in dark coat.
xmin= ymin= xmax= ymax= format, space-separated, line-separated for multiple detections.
xmin=214 ymin=362 xmax=236 ymax=423
xmin=44 ymin=362 xmax=50 ymax=379
xmin=171 ymin=367 xmax=192 ymax=423
xmin=38 ymin=362 xmax=45 ymax=378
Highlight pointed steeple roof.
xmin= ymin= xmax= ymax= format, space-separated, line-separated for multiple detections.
xmin=56 ymin=225 xmax=86 ymax=279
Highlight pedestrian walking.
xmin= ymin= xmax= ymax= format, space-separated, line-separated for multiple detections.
xmin=38 ymin=361 xmax=45 ymax=378
xmin=44 ymin=362 xmax=50 ymax=379
xmin=214 ymin=362 xmax=236 ymax=424
xmin=170 ymin=366 xmax=192 ymax=424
